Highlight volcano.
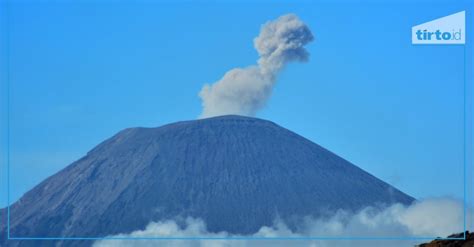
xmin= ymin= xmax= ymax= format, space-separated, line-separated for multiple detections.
xmin=1 ymin=115 xmax=414 ymax=245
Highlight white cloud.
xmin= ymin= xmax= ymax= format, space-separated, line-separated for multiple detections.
xmin=93 ymin=198 xmax=467 ymax=247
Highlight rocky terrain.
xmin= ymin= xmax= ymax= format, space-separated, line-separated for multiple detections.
xmin=0 ymin=115 xmax=414 ymax=246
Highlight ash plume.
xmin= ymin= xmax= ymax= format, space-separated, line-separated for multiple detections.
xmin=199 ymin=14 xmax=314 ymax=118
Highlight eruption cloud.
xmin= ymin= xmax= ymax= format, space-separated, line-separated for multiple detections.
xmin=199 ymin=14 xmax=314 ymax=118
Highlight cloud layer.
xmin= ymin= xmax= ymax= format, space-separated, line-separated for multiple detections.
xmin=199 ymin=14 xmax=313 ymax=118
xmin=93 ymin=198 xmax=467 ymax=247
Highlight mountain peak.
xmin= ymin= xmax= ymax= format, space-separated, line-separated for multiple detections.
xmin=2 ymin=117 xmax=414 ymax=243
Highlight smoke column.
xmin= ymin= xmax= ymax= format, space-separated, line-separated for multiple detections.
xmin=199 ymin=14 xmax=314 ymax=118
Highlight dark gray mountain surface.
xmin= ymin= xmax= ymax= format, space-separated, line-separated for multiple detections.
xmin=0 ymin=115 xmax=414 ymax=246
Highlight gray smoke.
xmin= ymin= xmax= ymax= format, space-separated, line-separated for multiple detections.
xmin=199 ymin=14 xmax=314 ymax=118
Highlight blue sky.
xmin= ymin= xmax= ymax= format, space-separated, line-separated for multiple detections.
xmin=0 ymin=0 xmax=472 ymax=208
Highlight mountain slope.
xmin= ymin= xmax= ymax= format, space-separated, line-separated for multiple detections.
xmin=418 ymin=232 xmax=474 ymax=247
xmin=0 ymin=115 xmax=414 ymax=245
